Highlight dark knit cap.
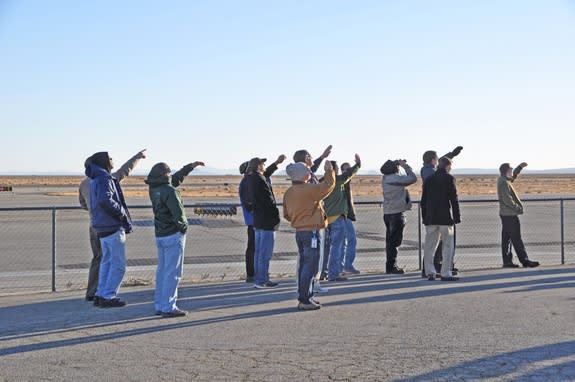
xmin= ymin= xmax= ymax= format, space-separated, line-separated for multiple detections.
xmin=380 ymin=160 xmax=398 ymax=175
xmin=239 ymin=161 xmax=249 ymax=175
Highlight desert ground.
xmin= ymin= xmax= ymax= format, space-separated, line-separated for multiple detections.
xmin=1 ymin=174 xmax=574 ymax=200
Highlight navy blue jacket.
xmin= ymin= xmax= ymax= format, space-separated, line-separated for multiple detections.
xmin=86 ymin=163 xmax=133 ymax=235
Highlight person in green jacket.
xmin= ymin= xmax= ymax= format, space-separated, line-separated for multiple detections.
xmin=324 ymin=154 xmax=361 ymax=281
xmin=145 ymin=160 xmax=204 ymax=317
xmin=497 ymin=162 xmax=540 ymax=268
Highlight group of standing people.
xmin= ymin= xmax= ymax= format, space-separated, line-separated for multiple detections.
xmin=80 ymin=149 xmax=204 ymax=317
xmin=79 ymin=145 xmax=540 ymax=315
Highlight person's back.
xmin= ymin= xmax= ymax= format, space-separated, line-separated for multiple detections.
xmin=284 ymin=178 xmax=336 ymax=231
xmin=145 ymin=165 xmax=188 ymax=237
xmin=381 ymin=161 xmax=417 ymax=215
xmin=246 ymin=171 xmax=280 ymax=231
xmin=422 ymin=169 xmax=460 ymax=226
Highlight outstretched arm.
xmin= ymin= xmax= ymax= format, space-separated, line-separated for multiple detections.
xmin=112 ymin=149 xmax=146 ymax=182
xmin=172 ymin=161 xmax=205 ymax=187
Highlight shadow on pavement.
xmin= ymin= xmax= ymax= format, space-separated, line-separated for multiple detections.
xmin=387 ymin=340 xmax=575 ymax=382
xmin=0 ymin=266 xmax=573 ymax=358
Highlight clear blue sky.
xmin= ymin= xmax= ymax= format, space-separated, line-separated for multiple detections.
xmin=1 ymin=0 xmax=574 ymax=174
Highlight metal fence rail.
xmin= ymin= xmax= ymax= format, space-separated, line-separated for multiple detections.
xmin=1 ymin=198 xmax=574 ymax=294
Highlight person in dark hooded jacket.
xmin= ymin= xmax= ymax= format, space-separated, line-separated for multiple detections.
xmin=145 ymin=161 xmax=204 ymax=317
xmin=84 ymin=151 xmax=133 ymax=308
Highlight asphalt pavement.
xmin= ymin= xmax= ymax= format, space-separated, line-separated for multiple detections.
xmin=1 ymin=265 xmax=574 ymax=381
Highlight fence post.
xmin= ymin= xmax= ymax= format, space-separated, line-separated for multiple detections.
xmin=560 ymin=199 xmax=565 ymax=265
xmin=418 ymin=203 xmax=422 ymax=270
xmin=52 ymin=207 xmax=57 ymax=292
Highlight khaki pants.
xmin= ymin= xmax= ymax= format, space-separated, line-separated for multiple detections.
xmin=424 ymin=225 xmax=454 ymax=277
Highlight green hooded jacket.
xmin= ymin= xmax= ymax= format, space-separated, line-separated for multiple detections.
xmin=145 ymin=164 xmax=193 ymax=237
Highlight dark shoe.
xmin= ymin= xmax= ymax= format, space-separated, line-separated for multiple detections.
xmin=452 ymin=267 xmax=459 ymax=273
xmin=327 ymin=276 xmax=348 ymax=282
xmin=245 ymin=276 xmax=255 ymax=283
xmin=99 ymin=298 xmax=127 ymax=308
xmin=343 ymin=267 xmax=361 ymax=275
xmin=93 ymin=296 xmax=101 ymax=307
xmin=254 ymin=281 xmax=279 ymax=289
xmin=155 ymin=311 xmax=162 ymax=316
xmin=503 ymin=263 xmax=520 ymax=268
xmin=451 ymin=269 xmax=459 ymax=276
xmin=440 ymin=276 xmax=459 ymax=281
xmin=162 ymin=308 xmax=187 ymax=318
xmin=297 ymin=301 xmax=321 ymax=311
xmin=427 ymin=274 xmax=436 ymax=281
xmin=386 ymin=267 xmax=405 ymax=275
xmin=85 ymin=296 xmax=95 ymax=302
xmin=522 ymin=260 xmax=540 ymax=268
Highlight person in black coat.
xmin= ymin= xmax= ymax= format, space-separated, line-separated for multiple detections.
xmin=245 ymin=155 xmax=286 ymax=288
xmin=421 ymin=157 xmax=461 ymax=281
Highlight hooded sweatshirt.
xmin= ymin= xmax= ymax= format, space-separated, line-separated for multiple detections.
xmin=145 ymin=163 xmax=194 ymax=237
xmin=85 ymin=152 xmax=133 ymax=235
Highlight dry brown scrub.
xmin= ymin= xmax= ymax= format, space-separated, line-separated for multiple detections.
xmin=1 ymin=174 xmax=574 ymax=199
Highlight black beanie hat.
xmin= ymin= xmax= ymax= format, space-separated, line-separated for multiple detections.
xmin=380 ymin=160 xmax=398 ymax=175
xmin=90 ymin=152 xmax=111 ymax=173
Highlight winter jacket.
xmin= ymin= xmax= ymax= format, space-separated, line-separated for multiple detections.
xmin=421 ymin=168 xmax=461 ymax=225
xmin=497 ymin=166 xmax=524 ymax=216
xmin=239 ymin=163 xmax=278 ymax=226
xmin=79 ymin=152 xmax=143 ymax=214
xmin=85 ymin=163 xmax=133 ymax=235
xmin=145 ymin=165 xmax=192 ymax=237
xmin=324 ymin=163 xmax=360 ymax=223
xmin=283 ymin=169 xmax=336 ymax=231
xmin=245 ymin=168 xmax=280 ymax=231
xmin=381 ymin=164 xmax=417 ymax=215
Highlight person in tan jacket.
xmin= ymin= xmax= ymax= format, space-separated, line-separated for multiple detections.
xmin=283 ymin=160 xmax=335 ymax=310
xmin=497 ymin=162 xmax=539 ymax=268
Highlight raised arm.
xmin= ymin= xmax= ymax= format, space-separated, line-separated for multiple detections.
xmin=171 ymin=161 xmax=205 ymax=187
xmin=112 ymin=149 xmax=146 ymax=182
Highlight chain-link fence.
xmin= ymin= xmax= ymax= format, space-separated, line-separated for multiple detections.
xmin=1 ymin=199 xmax=574 ymax=294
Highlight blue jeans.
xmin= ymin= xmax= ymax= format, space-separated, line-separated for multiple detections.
xmin=155 ymin=232 xmax=186 ymax=313
xmin=296 ymin=231 xmax=319 ymax=303
xmin=96 ymin=229 xmax=126 ymax=300
xmin=327 ymin=216 xmax=347 ymax=279
xmin=255 ymin=230 xmax=275 ymax=284
xmin=342 ymin=219 xmax=357 ymax=270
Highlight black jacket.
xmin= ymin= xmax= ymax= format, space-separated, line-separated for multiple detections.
xmin=245 ymin=167 xmax=280 ymax=231
xmin=421 ymin=168 xmax=461 ymax=226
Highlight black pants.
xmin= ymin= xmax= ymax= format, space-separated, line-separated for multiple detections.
xmin=245 ymin=225 xmax=255 ymax=278
xmin=500 ymin=215 xmax=528 ymax=265
xmin=384 ymin=213 xmax=405 ymax=271
xmin=86 ymin=225 xmax=102 ymax=298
